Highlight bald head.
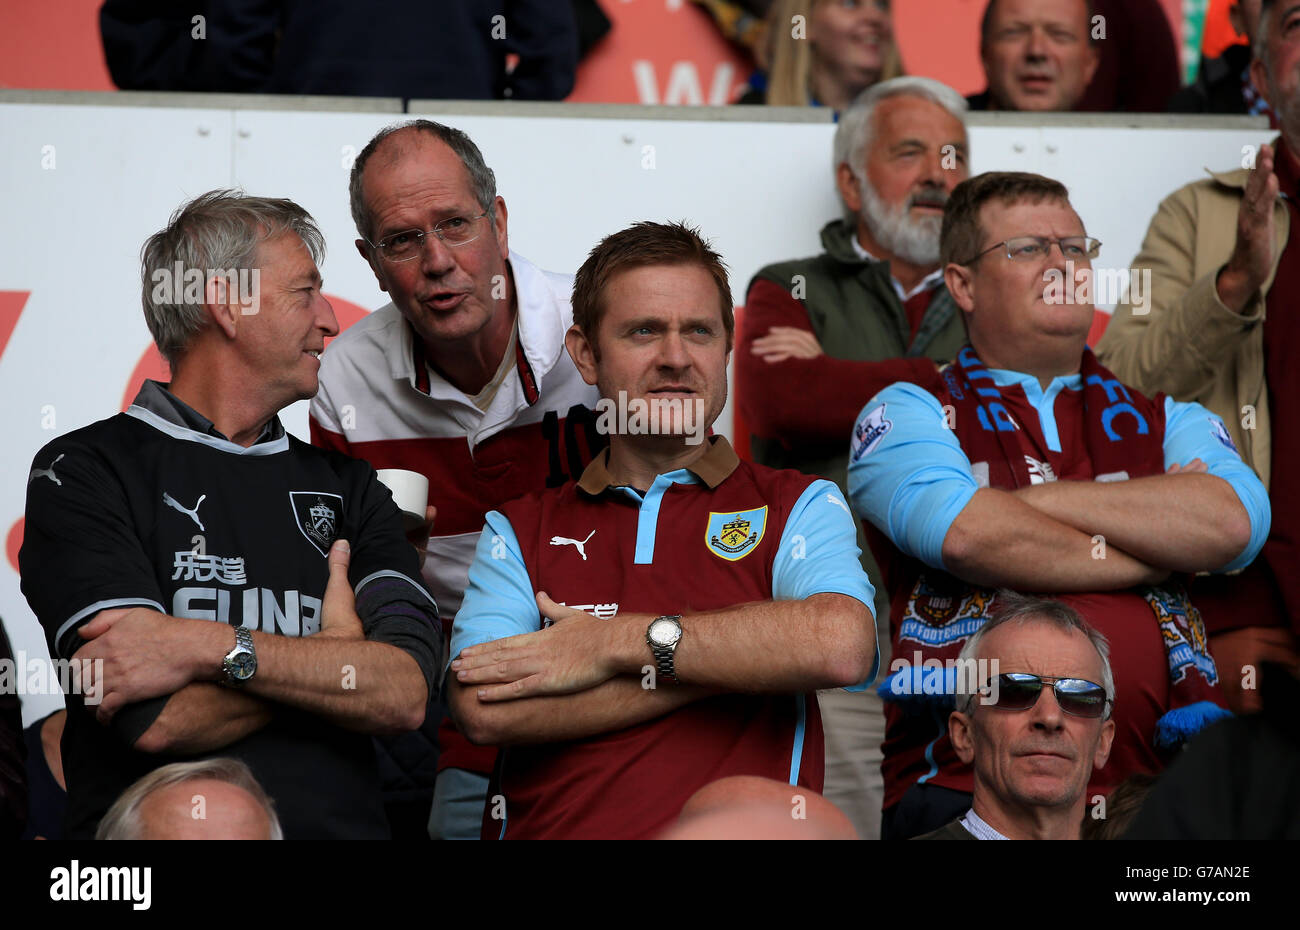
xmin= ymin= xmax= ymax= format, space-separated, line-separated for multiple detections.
xmin=138 ymin=778 xmax=275 ymax=840
xmin=664 ymin=776 xmax=859 ymax=840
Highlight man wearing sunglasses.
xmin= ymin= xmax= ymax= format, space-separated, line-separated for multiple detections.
xmin=310 ymin=120 xmax=603 ymax=838
xmin=917 ymin=594 xmax=1114 ymax=840
xmin=847 ymin=171 xmax=1271 ymax=839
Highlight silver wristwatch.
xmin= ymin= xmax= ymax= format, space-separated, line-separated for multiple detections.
xmin=646 ymin=615 xmax=683 ymax=683
xmin=222 ymin=627 xmax=257 ymax=685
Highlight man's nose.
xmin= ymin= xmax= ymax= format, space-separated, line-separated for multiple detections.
xmin=316 ymin=292 xmax=339 ymax=338
xmin=656 ymin=330 xmax=692 ymax=369
xmin=418 ymin=231 xmax=457 ymax=276
xmin=1024 ymin=26 xmax=1049 ymax=60
xmin=1029 ymin=686 xmax=1066 ymax=729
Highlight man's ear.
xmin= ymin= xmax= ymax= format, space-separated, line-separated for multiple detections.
xmin=1250 ymin=55 xmax=1271 ymax=107
xmin=205 ymin=274 xmax=241 ymax=340
xmin=356 ymin=239 xmax=388 ymax=294
xmin=492 ymin=195 xmax=509 ymax=260
xmin=948 ymin=709 xmax=976 ymax=765
xmin=1093 ymin=718 xmax=1115 ymax=772
xmin=836 ymin=163 xmax=863 ymax=217
xmin=944 ymin=261 xmax=977 ymax=314
xmin=565 ymin=323 xmax=599 ymax=387
xmin=1081 ymin=44 xmax=1100 ymax=91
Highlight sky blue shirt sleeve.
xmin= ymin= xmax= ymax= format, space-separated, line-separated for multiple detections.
xmin=772 ymin=479 xmax=879 ymax=688
xmin=845 ymin=383 xmax=979 ymax=572
xmin=447 ymin=510 xmax=540 ymax=676
xmin=1162 ymin=396 xmax=1271 ymax=573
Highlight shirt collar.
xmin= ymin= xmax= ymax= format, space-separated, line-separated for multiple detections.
xmin=576 ymin=435 xmax=739 ymax=496
xmin=131 ymin=379 xmax=283 ymax=444
xmin=961 ymin=808 xmax=1010 ymax=840
xmin=850 ymin=235 xmax=944 ymax=300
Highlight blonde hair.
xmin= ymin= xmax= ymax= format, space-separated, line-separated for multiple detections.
xmin=763 ymin=0 xmax=904 ymax=107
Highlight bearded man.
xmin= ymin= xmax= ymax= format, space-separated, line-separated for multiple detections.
xmin=735 ymin=76 xmax=971 ymax=839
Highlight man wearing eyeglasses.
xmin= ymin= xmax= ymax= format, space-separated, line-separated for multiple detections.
xmin=916 ymin=594 xmax=1115 ymax=841
xmin=846 ymin=171 xmax=1270 ymax=840
xmin=310 ymin=120 xmax=602 ymax=839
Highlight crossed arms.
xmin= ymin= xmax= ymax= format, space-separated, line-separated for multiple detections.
xmin=847 ymin=383 xmax=1270 ymax=593
xmin=73 ymin=541 xmax=430 ymax=755
xmin=447 ymin=487 xmax=878 ymax=747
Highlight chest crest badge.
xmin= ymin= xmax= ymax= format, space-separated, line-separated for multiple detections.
xmin=289 ymin=491 xmax=344 ymax=556
xmin=705 ymin=506 xmax=768 ymax=562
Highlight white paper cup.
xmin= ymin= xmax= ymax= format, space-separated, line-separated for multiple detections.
xmin=376 ymin=469 xmax=429 ymax=533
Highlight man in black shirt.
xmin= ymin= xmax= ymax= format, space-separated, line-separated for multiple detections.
xmin=20 ymin=190 xmax=441 ymax=839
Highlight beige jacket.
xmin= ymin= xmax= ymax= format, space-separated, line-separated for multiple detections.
xmin=1097 ymin=161 xmax=1291 ymax=491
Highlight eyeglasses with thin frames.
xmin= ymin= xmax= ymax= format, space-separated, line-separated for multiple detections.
xmin=961 ymin=236 xmax=1101 ymax=265
xmin=369 ymin=210 xmax=490 ymax=262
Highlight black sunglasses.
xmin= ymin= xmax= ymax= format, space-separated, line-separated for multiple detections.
xmin=981 ymin=673 xmax=1110 ymax=719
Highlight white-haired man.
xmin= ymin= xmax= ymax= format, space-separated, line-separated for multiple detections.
xmin=916 ymin=594 xmax=1115 ymax=840
xmin=736 ymin=76 xmax=970 ymax=838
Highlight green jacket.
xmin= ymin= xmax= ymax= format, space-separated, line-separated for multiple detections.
xmin=746 ymin=219 xmax=969 ymax=618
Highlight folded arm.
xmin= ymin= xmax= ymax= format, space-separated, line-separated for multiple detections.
xmin=738 ymin=278 xmax=941 ymax=444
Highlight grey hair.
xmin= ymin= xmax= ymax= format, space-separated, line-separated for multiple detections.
xmin=832 ymin=76 xmax=968 ymax=216
xmin=96 ymin=757 xmax=284 ymax=840
xmin=348 ymin=119 xmax=498 ymax=245
xmin=140 ymin=189 xmax=324 ymax=365
xmin=955 ymin=590 xmax=1114 ymax=719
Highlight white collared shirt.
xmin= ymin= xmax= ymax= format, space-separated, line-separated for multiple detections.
xmin=850 ymin=235 xmax=943 ymax=302
xmin=960 ymin=808 xmax=1010 ymax=840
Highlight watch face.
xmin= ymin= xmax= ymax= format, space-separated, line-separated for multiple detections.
xmin=649 ymin=618 xmax=682 ymax=647
xmin=230 ymin=653 xmax=256 ymax=680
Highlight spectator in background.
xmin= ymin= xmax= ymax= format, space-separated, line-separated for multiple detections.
xmin=100 ymin=0 xmax=578 ymax=101
xmin=1080 ymin=771 xmax=1157 ymax=839
xmin=847 ymin=171 xmax=1270 ymax=839
xmin=97 ymin=758 xmax=282 ymax=840
xmin=1168 ymin=0 xmax=1275 ymax=119
xmin=738 ymin=0 xmax=902 ymax=108
xmin=967 ymin=0 xmax=1099 ymax=111
xmin=1098 ymin=0 xmax=1300 ymax=714
xmin=968 ymin=0 xmax=1180 ymax=113
xmin=311 ymin=120 xmax=604 ymax=839
xmin=737 ymin=76 xmax=969 ymax=839
xmin=21 ymin=709 xmax=66 ymax=840
xmin=916 ymin=594 xmax=1115 ymax=841
xmin=0 ymin=623 xmax=26 ymax=840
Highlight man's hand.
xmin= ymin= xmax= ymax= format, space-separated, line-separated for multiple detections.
xmin=1217 ymin=142 xmax=1279 ymax=313
xmin=74 ymin=608 xmax=204 ymax=724
xmin=451 ymin=593 xmax=647 ymax=702
xmin=316 ymin=539 xmax=364 ymax=641
xmin=750 ymin=326 xmax=823 ymax=363
xmin=1210 ymin=625 xmax=1300 ymax=714
xmin=1166 ymin=458 xmax=1208 ymax=475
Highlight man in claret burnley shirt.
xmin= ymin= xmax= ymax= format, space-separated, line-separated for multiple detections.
xmin=447 ymin=221 xmax=879 ymax=839
xmin=736 ymin=76 xmax=970 ymax=838
xmin=20 ymin=192 xmax=441 ymax=839
xmin=846 ymin=172 xmax=1271 ymax=840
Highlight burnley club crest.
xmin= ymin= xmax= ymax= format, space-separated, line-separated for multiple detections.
xmin=706 ymin=506 xmax=768 ymax=562
xmin=289 ymin=491 xmax=344 ymax=556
